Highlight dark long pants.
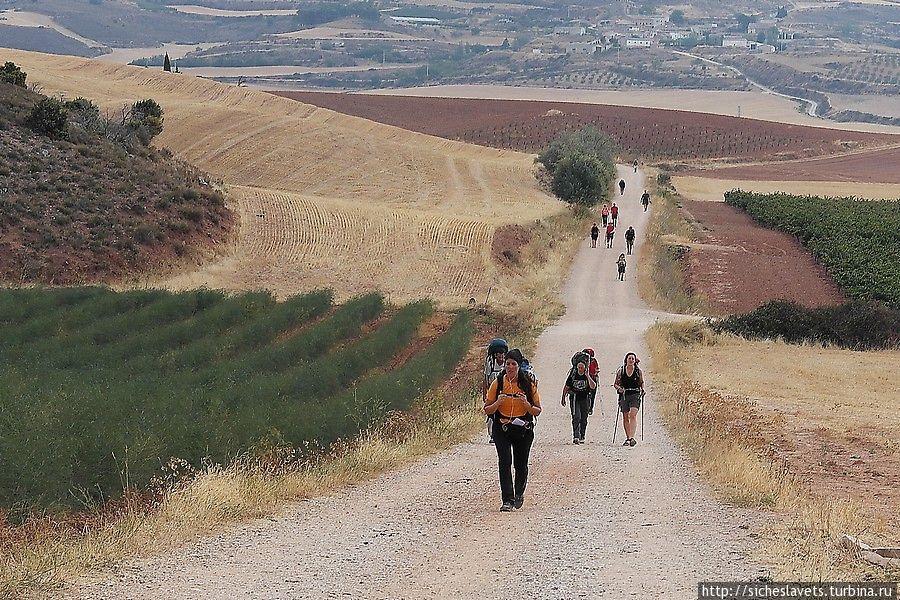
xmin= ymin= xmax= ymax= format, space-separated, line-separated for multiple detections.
xmin=492 ymin=420 xmax=534 ymax=503
xmin=570 ymin=396 xmax=590 ymax=439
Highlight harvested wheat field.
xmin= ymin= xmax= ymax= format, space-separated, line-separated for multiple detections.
xmin=676 ymin=200 xmax=845 ymax=314
xmin=4 ymin=49 xmax=563 ymax=305
xmin=682 ymin=336 xmax=900 ymax=539
xmin=671 ymin=176 xmax=900 ymax=202
xmin=278 ymin=91 xmax=895 ymax=162
xmin=165 ymin=186 xmax=494 ymax=303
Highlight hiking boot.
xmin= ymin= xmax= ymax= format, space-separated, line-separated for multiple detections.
xmin=623 ymin=439 xmax=631 ymax=446
xmin=513 ymin=495 xmax=524 ymax=509
xmin=629 ymin=438 xmax=637 ymax=447
xmin=573 ymin=437 xmax=579 ymax=444
xmin=500 ymin=501 xmax=514 ymax=512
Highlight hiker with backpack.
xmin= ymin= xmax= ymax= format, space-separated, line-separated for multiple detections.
xmin=641 ymin=190 xmax=651 ymax=212
xmin=561 ymin=351 xmax=597 ymax=444
xmin=605 ymin=222 xmax=615 ymax=248
xmin=614 ymin=353 xmax=644 ymax=447
xmin=484 ymin=348 xmax=542 ymax=512
xmin=601 ymin=204 xmax=610 ymax=226
xmin=616 ymin=254 xmax=627 ymax=281
xmin=610 ymin=203 xmax=619 ymax=227
xmin=590 ymin=223 xmax=600 ymax=248
xmin=483 ymin=338 xmax=508 ymax=443
xmin=625 ymin=226 xmax=636 ymax=255
xmin=618 ymin=179 xmax=626 ymax=195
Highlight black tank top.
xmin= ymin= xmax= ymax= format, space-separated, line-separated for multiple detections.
xmin=620 ymin=366 xmax=642 ymax=390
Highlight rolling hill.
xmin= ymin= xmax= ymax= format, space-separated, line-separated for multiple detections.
xmin=3 ymin=48 xmax=564 ymax=306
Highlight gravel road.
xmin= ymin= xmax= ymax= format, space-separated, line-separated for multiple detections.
xmin=66 ymin=167 xmax=765 ymax=600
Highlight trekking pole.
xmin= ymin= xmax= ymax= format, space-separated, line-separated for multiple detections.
xmin=612 ymin=407 xmax=619 ymax=444
xmin=640 ymin=390 xmax=646 ymax=441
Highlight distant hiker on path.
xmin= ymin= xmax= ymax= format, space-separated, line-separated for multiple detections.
xmin=618 ymin=179 xmax=626 ymax=195
xmin=561 ymin=355 xmax=596 ymax=444
xmin=605 ymin=222 xmax=615 ymax=248
xmin=625 ymin=226 xmax=636 ymax=255
xmin=616 ymin=253 xmax=627 ymax=281
xmin=611 ymin=203 xmax=619 ymax=227
xmin=590 ymin=223 xmax=600 ymax=248
xmin=483 ymin=338 xmax=508 ymax=443
xmin=641 ymin=190 xmax=651 ymax=212
xmin=601 ymin=204 xmax=610 ymax=226
xmin=614 ymin=353 xmax=644 ymax=447
xmin=484 ymin=348 xmax=542 ymax=512
xmin=633 ymin=159 xmax=638 ymax=173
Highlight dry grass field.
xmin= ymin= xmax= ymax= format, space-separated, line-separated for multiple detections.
xmin=671 ymin=176 xmax=900 ymax=202
xmin=650 ymin=325 xmax=900 ymax=579
xmin=4 ymin=49 xmax=564 ymax=306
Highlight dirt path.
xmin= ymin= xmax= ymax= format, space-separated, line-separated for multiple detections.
xmin=66 ymin=167 xmax=764 ymax=600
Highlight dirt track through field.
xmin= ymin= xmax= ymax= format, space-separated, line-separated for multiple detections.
xmin=66 ymin=167 xmax=763 ymax=599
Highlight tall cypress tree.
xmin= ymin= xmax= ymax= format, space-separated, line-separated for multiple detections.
xmin=163 ymin=53 xmax=171 ymax=72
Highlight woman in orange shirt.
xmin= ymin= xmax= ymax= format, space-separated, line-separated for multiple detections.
xmin=484 ymin=348 xmax=542 ymax=512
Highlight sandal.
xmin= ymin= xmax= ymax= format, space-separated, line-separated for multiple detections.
xmin=629 ymin=438 xmax=637 ymax=447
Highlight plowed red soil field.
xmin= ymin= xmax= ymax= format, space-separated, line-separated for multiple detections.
xmin=683 ymin=145 xmax=900 ymax=184
xmin=679 ymin=200 xmax=845 ymax=314
xmin=276 ymin=91 xmax=893 ymax=162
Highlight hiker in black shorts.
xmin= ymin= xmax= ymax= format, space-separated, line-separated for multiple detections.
xmin=625 ymin=226 xmax=635 ymax=255
xmin=618 ymin=179 xmax=626 ymax=195
xmin=641 ymin=190 xmax=651 ymax=212
xmin=561 ymin=357 xmax=596 ymax=444
xmin=590 ymin=223 xmax=600 ymax=248
xmin=614 ymin=353 xmax=644 ymax=447
xmin=616 ymin=253 xmax=626 ymax=281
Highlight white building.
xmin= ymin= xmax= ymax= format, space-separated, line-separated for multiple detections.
xmin=748 ymin=19 xmax=778 ymax=35
xmin=633 ymin=16 xmax=666 ymax=28
xmin=669 ymin=31 xmax=691 ymax=40
xmin=564 ymin=41 xmax=602 ymax=54
xmin=625 ymin=38 xmax=652 ymax=48
xmin=722 ymin=35 xmax=750 ymax=48
xmin=554 ymin=25 xmax=587 ymax=36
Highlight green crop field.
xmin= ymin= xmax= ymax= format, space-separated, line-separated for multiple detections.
xmin=724 ymin=191 xmax=900 ymax=310
xmin=0 ymin=288 xmax=471 ymax=513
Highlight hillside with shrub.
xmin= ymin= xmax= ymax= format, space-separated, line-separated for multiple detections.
xmin=0 ymin=63 xmax=232 ymax=284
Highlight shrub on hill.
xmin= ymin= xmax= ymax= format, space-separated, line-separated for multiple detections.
xmin=25 ymin=96 xmax=69 ymax=139
xmin=0 ymin=68 xmax=231 ymax=284
xmin=0 ymin=62 xmax=26 ymax=88
xmin=713 ymin=299 xmax=900 ymax=350
xmin=538 ymin=127 xmax=616 ymax=205
xmin=128 ymin=98 xmax=164 ymax=145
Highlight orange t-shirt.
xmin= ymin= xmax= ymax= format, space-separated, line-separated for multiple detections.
xmin=485 ymin=373 xmax=542 ymax=424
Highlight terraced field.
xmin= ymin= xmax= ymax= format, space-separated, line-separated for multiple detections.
xmin=4 ymin=49 xmax=562 ymax=305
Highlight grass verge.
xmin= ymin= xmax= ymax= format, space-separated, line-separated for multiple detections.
xmin=637 ymin=170 xmax=707 ymax=314
xmin=647 ymin=321 xmax=899 ymax=580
